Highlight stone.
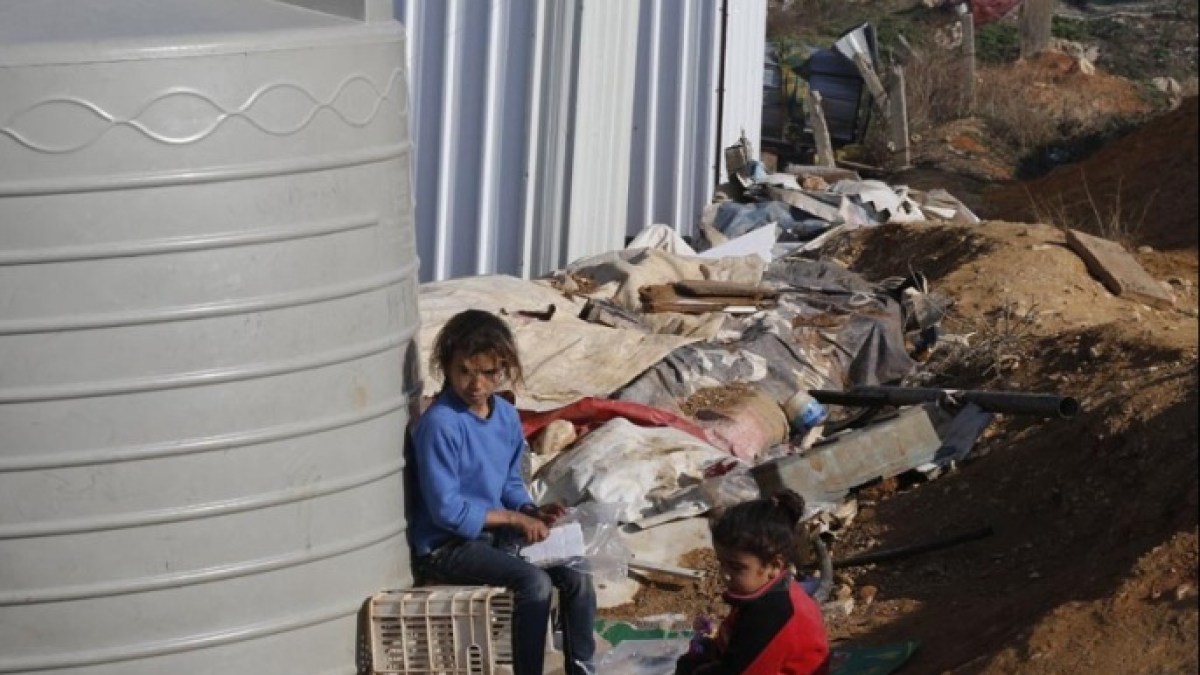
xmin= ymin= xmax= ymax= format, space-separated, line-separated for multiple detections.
xmin=1066 ymin=229 xmax=1175 ymax=310
xmin=857 ymin=585 xmax=878 ymax=607
xmin=826 ymin=597 xmax=855 ymax=618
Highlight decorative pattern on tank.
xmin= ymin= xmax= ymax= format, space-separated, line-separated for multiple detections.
xmin=0 ymin=68 xmax=404 ymax=153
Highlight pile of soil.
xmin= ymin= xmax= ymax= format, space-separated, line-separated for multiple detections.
xmin=897 ymin=54 xmax=1166 ymax=221
xmin=824 ymin=220 xmax=1198 ymax=674
xmin=983 ymin=96 xmax=1199 ymax=253
xmin=822 ymin=68 xmax=1199 ymax=673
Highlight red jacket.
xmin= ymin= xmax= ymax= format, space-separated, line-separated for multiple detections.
xmin=678 ymin=574 xmax=830 ymax=675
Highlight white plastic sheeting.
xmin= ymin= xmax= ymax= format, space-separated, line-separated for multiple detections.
xmin=395 ymin=0 xmax=766 ymax=281
xmin=415 ymin=275 xmax=702 ymax=410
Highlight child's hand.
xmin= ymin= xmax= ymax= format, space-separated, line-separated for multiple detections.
xmin=512 ymin=512 xmax=550 ymax=543
xmin=534 ymin=503 xmax=568 ymax=526
xmin=687 ymin=615 xmax=715 ymax=658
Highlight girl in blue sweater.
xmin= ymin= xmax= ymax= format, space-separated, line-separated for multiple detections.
xmin=409 ymin=309 xmax=596 ymax=675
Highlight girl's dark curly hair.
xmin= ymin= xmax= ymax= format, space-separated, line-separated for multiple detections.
xmin=430 ymin=309 xmax=524 ymax=386
xmin=710 ymin=489 xmax=809 ymax=567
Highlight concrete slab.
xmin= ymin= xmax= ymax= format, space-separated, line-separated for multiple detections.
xmin=1067 ymin=228 xmax=1174 ymax=309
xmin=752 ymin=405 xmax=944 ymax=504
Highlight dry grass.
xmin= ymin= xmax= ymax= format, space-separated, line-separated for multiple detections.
xmin=974 ymin=57 xmax=1155 ymax=155
xmin=926 ymin=297 xmax=1042 ymax=385
xmin=857 ymin=48 xmax=970 ymax=166
xmin=903 ymin=50 xmax=973 ymax=132
xmin=973 ymin=85 xmax=1063 ymax=155
xmin=1024 ymin=172 xmax=1155 ymax=247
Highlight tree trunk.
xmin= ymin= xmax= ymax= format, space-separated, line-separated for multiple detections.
xmin=1019 ymin=0 xmax=1055 ymax=58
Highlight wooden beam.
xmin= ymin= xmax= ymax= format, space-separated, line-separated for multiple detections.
xmin=960 ymin=9 xmax=976 ymax=114
xmin=629 ymin=559 xmax=706 ymax=580
xmin=805 ymin=89 xmax=836 ymax=168
xmin=851 ymin=52 xmax=889 ymax=115
xmin=887 ymin=64 xmax=910 ymax=169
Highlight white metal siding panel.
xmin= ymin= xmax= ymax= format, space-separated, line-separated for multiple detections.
xmin=718 ymin=0 xmax=768 ymax=180
xmin=526 ymin=0 xmax=579 ymax=279
xmin=395 ymin=0 xmax=764 ymax=281
xmin=625 ymin=0 xmax=770 ymax=240
xmin=567 ymin=0 xmax=640 ymax=264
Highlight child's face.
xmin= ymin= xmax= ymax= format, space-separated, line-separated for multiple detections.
xmin=715 ymin=547 xmax=785 ymax=596
xmin=447 ymin=351 xmax=505 ymax=414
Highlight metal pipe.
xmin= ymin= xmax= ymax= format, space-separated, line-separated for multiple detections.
xmin=810 ymin=535 xmax=834 ymax=603
xmin=810 ymin=386 xmax=1079 ymax=419
xmin=831 ymin=525 xmax=994 ymax=569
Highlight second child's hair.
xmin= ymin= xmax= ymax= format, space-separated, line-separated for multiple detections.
xmin=711 ymin=489 xmax=809 ymax=567
xmin=430 ymin=309 xmax=524 ymax=387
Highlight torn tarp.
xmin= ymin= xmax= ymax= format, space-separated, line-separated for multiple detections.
xmin=531 ymin=417 xmax=732 ymax=523
xmin=911 ymin=188 xmax=981 ymax=224
xmin=561 ymin=247 xmax=767 ymax=314
xmin=829 ymin=179 xmax=926 ymax=224
xmin=615 ymin=259 xmax=915 ymax=415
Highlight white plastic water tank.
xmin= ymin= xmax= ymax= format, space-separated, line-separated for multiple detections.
xmin=0 ymin=1 xmax=418 ymax=673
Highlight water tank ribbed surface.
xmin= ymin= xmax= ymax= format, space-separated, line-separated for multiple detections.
xmin=0 ymin=1 xmax=418 ymax=673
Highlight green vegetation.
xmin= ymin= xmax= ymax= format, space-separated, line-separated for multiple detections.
xmin=975 ymin=22 xmax=1020 ymax=63
xmin=1050 ymin=16 xmax=1090 ymax=42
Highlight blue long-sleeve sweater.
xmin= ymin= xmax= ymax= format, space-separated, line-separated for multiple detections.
xmin=409 ymin=390 xmax=534 ymax=556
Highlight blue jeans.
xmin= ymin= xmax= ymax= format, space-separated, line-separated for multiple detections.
xmin=416 ymin=534 xmax=597 ymax=675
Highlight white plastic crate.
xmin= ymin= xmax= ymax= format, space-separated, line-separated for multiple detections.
xmin=369 ymin=586 xmax=515 ymax=675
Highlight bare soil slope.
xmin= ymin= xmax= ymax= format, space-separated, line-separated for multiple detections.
xmin=783 ymin=91 xmax=1200 ymax=671
xmin=983 ymin=96 xmax=1199 ymax=253
xmin=825 ymin=220 xmax=1198 ymax=674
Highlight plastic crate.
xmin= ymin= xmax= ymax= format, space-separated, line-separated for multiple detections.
xmin=369 ymin=586 xmax=515 ymax=675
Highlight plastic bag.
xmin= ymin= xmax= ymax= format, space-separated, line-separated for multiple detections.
xmin=699 ymin=468 xmax=761 ymax=510
xmin=556 ymin=501 xmax=632 ymax=584
xmin=595 ymin=638 xmax=691 ymax=675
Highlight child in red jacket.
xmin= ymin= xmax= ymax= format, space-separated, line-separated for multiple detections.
xmin=676 ymin=489 xmax=830 ymax=675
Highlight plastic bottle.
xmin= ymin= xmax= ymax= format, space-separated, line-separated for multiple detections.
xmin=783 ymin=390 xmax=828 ymax=436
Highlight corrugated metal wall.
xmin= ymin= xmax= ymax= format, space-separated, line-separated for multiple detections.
xmin=396 ymin=0 xmax=766 ymax=282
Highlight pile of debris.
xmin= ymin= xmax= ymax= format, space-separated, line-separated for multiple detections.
xmin=409 ymin=140 xmax=1181 ymax=635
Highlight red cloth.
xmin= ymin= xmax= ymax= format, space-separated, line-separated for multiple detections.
xmin=972 ymin=0 xmax=1022 ymax=26
xmin=518 ymin=397 xmax=711 ymax=444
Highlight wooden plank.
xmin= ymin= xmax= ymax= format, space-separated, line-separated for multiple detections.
xmin=628 ymin=559 xmax=705 ymax=580
xmin=886 ymin=64 xmax=910 ymax=169
xmin=674 ymin=280 xmax=777 ymax=299
xmin=1066 ymin=229 xmax=1175 ymax=309
xmin=851 ymin=52 xmax=889 ymax=115
xmin=805 ymin=89 xmax=836 ymax=168
xmin=960 ymin=9 xmax=976 ymax=114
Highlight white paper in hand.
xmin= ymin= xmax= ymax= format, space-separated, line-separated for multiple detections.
xmin=519 ymin=522 xmax=585 ymax=566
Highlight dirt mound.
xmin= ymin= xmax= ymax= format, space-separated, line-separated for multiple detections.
xmin=823 ymin=221 xmax=1198 ymax=674
xmin=997 ymin=51 xmax=1154 ymax=118
xmin=983 ymin=96 xmax=1199 ymax=252
xmin=908 ymin=54 xmax=1157 ymax=187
